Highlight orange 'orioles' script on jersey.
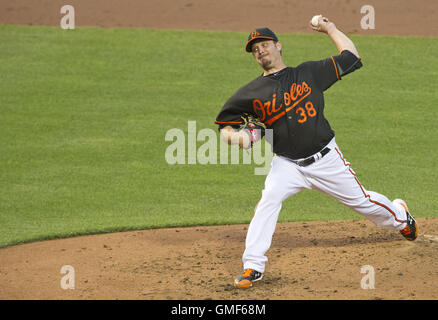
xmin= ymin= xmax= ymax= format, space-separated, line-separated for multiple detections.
xmin=252 ymin=81 xmax=311 ymax=125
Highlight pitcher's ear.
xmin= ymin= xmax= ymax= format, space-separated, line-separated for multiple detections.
xmin=275 ymin=41 xmax=283 ymax=55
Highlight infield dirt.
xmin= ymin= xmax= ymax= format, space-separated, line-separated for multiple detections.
xmin=1 ymin=219 xmax=438 ymax=300
xmin=1 ymin=0 xmax=437 ymax=36
xmin=0 ymin=0 xmax=437 ymax=300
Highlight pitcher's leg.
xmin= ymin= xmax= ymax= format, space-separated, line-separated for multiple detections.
xmin=242 ymin=156 xmax=306 ymax=273
xmin=305 ymin=146 xmax=407 ymax=230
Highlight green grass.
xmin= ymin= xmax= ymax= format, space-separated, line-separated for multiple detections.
xmin=0 ymin=25 xmax=437 ymax=247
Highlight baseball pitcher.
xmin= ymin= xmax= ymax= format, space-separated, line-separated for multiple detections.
xmin=214 ymin=16 xmax=418 ymax=288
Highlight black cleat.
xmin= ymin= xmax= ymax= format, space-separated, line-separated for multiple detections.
xmin=393 ymin=199 xmax=418 ymax=241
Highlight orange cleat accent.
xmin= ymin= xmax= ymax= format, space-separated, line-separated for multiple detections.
xmin=234 ymin=269 xmax=263 ymax=288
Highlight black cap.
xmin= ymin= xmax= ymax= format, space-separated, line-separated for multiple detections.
xmin=245 ymin=28 xmax=278 ymax=52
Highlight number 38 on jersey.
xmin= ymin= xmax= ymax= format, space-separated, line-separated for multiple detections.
xmin=296 ymin=101 xmax=317 ymax=124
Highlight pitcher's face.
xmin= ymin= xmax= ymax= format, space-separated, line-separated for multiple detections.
xmin=251 ymin=40 xmax=283 ymax=71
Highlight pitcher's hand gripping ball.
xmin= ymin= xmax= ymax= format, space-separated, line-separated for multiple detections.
xmin=239 ymin=113 xmax=266 ymax=149
xmin=311 ymin=14 xmax=322 ymax=27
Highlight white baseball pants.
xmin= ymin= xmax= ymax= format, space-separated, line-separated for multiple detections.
xmin=243 ymin=138 xmax=408 ymax=273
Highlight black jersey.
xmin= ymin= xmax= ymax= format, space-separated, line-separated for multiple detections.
xmin=215 ymin=50 xmax=362 ymax=159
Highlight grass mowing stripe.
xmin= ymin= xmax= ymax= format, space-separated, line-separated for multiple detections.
xmin=0 ymin=25 xmax=437 ymax=247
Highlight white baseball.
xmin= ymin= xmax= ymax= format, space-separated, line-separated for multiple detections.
xmin=311 ymin=15 xmax=322 ymax=27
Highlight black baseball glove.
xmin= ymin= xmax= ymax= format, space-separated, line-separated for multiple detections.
xmin=239 ymin=113 xmax=266 ymax=149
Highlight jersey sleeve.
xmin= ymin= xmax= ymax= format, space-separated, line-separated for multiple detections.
xmin=303 ymin=50 xmax=363 ymax=91
xmin=333 ymin=50 xmax=363 ymax=78
xmin=214 ymin=88 xmax=254 ymax=130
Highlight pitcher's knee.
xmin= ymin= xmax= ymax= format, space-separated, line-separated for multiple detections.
xmin=260 ymin=188 xmax=287 ymax=206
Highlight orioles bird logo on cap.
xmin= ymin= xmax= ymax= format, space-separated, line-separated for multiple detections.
xmin=250 ymin=31 xmax=260 ymax=39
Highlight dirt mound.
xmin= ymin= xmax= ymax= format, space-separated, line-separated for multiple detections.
xmin=1 ymin=218 xmax=437 ymax=300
